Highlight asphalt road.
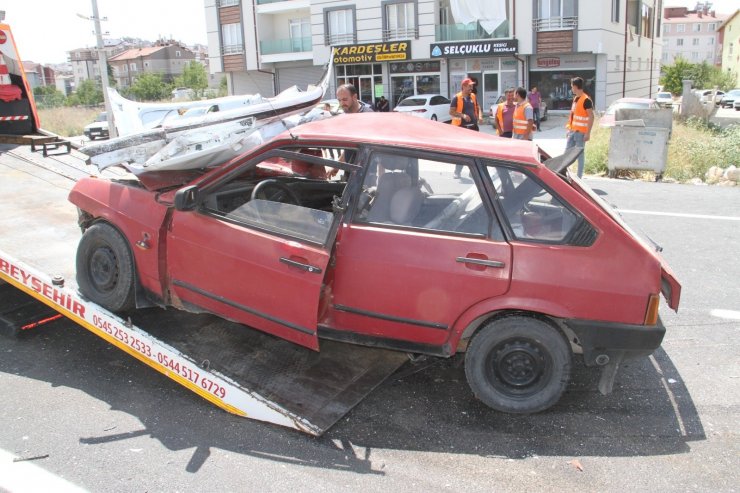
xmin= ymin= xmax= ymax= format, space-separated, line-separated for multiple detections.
xmin=2 ymin=149 xmax=739 ymax=491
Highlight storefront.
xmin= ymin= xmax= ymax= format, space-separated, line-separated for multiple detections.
xmin=429 ymin=39 xmax=519 ymax=110
xmin=528 ymin=54 xmax=596 ymax=112
xmin=331 ymin=41 xmax=412 ymax=108
xmin=388 ymin=61 xmax=442 ymax=107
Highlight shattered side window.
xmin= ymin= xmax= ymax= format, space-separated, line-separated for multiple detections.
xmin=201 ymin=146 xmax=352 ymax=245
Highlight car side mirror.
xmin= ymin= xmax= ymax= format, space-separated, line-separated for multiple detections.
xmin=174 ymin=185 xmax=200 ymax=211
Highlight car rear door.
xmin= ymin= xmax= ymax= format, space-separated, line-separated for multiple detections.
xmin=329 ymin=150 xmax=512 ymax=348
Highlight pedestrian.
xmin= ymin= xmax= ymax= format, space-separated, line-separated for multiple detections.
xmin=512 ymin=87 xmax=534 ymax=141
xmin=336 ymin=84 xmax=375 ymax=113
xmin=375 ymin=95 xmax=390 ymax=112
xmin=565 ymin=76 xmax=594 ymax=178
xmin=528 ymin=86 xmax=542 ymax=131
xmin=492 ymin=88 xmax=515 ymax=138
xmin=449 ymin=78 xmax=482 ymax=178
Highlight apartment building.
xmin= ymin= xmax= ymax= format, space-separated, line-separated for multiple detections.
xmin=68 ymin=39 xmax=128 ymax=89
xmin=205 ymin=0 xmax=666 ymax=113
xmin=108 ymin=41 xmax=196 ymax=88
xmin=662 ymin=5 xmax=727 ymax=66
xmin=718 ymin=9 xmax=740 ymax=86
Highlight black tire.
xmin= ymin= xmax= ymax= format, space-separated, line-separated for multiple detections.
xmin=431 ymin=114 xmax=437 ymax=121
xmin=76 ymin=222 xmax=136 ymax=312
xmin=464 ymin=316 xmax=571 ymax=413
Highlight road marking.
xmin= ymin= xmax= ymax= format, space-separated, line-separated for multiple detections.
xmin=710 ymin=309 xmax=740 ymax=321
xmin=619 ymin=209 xmax=740 ymax=221
xmin=0 ymin=449 xmax=88 ymax=493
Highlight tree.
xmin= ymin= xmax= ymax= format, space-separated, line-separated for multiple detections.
xmin=69 ymin=79 xmax=103 ymax=106
xmin=173 ymin=61 xmax=208 ymax=99
xmin=660 ymin=58 xmax=736 ymax=94
xmin=33 ymin=85 xmax=66 ymax=108
xmin=128 ymin=73 xmax=171 ymax=101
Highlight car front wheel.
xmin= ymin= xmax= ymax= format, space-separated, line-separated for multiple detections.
xmin=76 ymin=222 xmax=136 ymax=312
xmin=431 ymin=114 xmax=437 ymax=121
xmin=464 ymin=315 xmax=571 ymax=413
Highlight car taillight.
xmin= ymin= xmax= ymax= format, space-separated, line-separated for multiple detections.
xmin=644 ymin=293 xmax=660 ymax=325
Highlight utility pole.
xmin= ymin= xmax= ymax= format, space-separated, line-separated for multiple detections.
xmin=90 ymin=0 xmax=117 ymax=138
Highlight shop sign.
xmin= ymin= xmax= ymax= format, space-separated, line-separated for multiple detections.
xmin=430 ymin=39 xmax=518 ymax=58
xmin=389 ymin=61 xmax=441 ymax=73
xmin=533 ymin=54 xmax=595 ymax=70
xmin=332 ymin=41 xmax=410 ymax=64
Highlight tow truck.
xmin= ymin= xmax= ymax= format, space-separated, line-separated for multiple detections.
xmin=0 ymin=21 xmax=406 ymax=436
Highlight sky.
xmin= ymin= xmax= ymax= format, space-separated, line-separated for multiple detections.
xmin=2 ymin=0 xmax=738 ymax=65
xmin=1 ymin=0 xmax=208 ymax=64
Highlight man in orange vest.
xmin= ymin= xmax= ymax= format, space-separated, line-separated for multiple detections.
xmin=492 ymin=88 xmax=515 ymax=138
xmin=450 ymin=77 xmax=482 ymax=178
xmin=565 ymin=76 xmax=594 ymax=178
xmin=512 ymin=87 xmax=534 ymax=141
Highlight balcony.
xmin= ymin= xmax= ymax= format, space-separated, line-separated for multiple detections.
xmin=533 ymin=17 xmax=578 ymax=31
xmin=222 ymin=43 xmax=245 ymax=55
xmin=260 ymin=37 xmax=311 ymax=55
xmin=383 ymin=27 xmax=418 ymax=41
xmin=325 ymin=33 xmax=355 ymax=46
xmin=435 ymin=21 xmax=509 ymax=41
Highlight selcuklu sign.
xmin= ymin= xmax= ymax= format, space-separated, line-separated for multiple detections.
xmin=333 ymin=41 xmax=410 ymax=64
xmin=430 ymin=39 xmax=518 ymax=58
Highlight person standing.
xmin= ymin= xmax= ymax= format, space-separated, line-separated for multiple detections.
xmin=565 ymin=76 xmax=594 ymax=178
xmin=528 ymin=86 xmax=542 ymax=131
xmin=375 ymin=95 xmax=390 ymax=112
xmin=493 ymin=88 xmax=515 ymax=138
xmin=450 ymin=78 xmax=482 ymax=178
xmin=336 ymin=84 xmax=375 ymax=113
xmin=512 ymin=87 xmax=534 ymax=141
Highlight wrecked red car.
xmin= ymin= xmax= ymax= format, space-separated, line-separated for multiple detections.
xmin=68 ymin=113 xmax=680 ymax=414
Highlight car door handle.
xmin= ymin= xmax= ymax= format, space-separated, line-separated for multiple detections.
xmin=456 ymin=257 xmax=506 ymax=269
xmin=280 ymin=257 xmax=323 ymax=274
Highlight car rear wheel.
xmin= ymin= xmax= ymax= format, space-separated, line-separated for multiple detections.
xmin=76 ymin=222 xmax=136 ymax=312
xmin=465 ymin=315 xmax=571 ymax=413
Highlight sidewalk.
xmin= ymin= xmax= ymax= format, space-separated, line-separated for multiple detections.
xmin=479 ymin=113 xmax=568 ymax=157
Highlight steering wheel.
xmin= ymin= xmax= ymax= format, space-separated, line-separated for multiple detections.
xmin=251 ymin=179 xmax=301 ymax=206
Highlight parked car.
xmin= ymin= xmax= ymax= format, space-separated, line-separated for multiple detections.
xmin=735 ymin=99 xmax=740 ymax=111
xmin=719 ymin=89 xmax=740 ymax=108
xmin=83 ymin=112 xmax=109 ymax=140
xmin=393 ymin=94 xmax=452 ymax=122
xmin=655 ymin=92 xmax=673 ymax=108
xmin=69 ymin=113 xmax=680 ymax=415
xmin=697 ymin=89 xmax=725 ymax=105
xmin=599 ymin=98 xmax=659 ymax=127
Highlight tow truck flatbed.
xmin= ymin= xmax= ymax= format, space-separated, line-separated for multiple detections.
xmin=0 ymin=143 xmax=408 ymax=435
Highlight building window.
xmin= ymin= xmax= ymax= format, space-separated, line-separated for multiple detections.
xmin=218 ymin=0 xmax=239 ymax=6
xmin=640 ymin=4 xmax=653 ymax=38
xmin=176 ymin=50 xmax=181 ymax=57
xmin=708 ymin=37 xmax=714 ymax=45
xmin=707 ymin=22 xmax=716 ymax=31
xmin=538 ymin=0 xmax=575 ymax=18
xmin=611 ymin=0 xmax=620 ymax=22
xmin=289 ymin=18 xmax=311 ymax=52
xmin=384 ymin=1 xmax=417 ymax=40
xmin=692 ymin=38 xmax=699 ymax=46
xmin=326 ymin=7 xmax=355 ymax=45
xmin=130 ymin=63 xmax=137 ymax=72
xmin=692 ymin=23 xmax=701 ymax=32
xmin=663 ymin=24 xmax=670 ymax=34
xmin=221 ymin=22 xmax=244 ymax=54
xmin=676 ymin=38 xmax=683 ymax=46
xmin=614 ymin=54 xmax=620 ymax=71
xmin=677 ymin=24 xmax=685 ymax=32
xmin=691 ymin=52 xmax=699 ymax=60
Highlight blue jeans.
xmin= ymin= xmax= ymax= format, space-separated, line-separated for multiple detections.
xmin=566 ymin=131 xmax=586 ymax=177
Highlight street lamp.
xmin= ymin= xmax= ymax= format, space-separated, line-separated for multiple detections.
xmin=77 ymin=1 xmax=117 ymax=138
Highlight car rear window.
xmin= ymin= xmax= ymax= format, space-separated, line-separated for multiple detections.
xmin=397 ymin=98 xmax=427 ymax=107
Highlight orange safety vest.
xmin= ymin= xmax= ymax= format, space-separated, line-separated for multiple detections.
xmin=513 ymin=102 xmax=532 ymax=135
xmin=566 ymin=94 xmax=592 ymax=133
xmin=451 ymin=92 xmax=480 ymax=126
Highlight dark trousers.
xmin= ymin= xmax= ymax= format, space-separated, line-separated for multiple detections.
xmin=500 ymin=131 xmax=513 ymax=138
xmin=532 ymin=108 xmax=541 ymax=130
xmin=455 ymin=123 xmax=479 ymax=176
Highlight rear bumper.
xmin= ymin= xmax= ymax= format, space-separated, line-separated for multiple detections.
xmin=565 ymin=317 xmax=666 ymax=366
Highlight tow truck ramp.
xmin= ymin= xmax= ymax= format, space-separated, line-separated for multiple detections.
xmin=0 ymin=143 xmax=407 ymax=435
